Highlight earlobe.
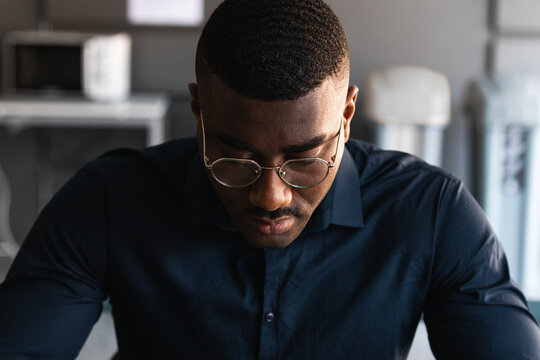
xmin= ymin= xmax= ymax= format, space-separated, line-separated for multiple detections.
xmin=343 ymin=117 xmax=351 ymax=143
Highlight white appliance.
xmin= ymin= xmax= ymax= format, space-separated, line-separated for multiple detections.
xmin=2 ymin=30 xmax=131 ymax=102
xmin=362 ymin=66 xmax=451 ymax=166
xmin=468 ymin=73 xmax=540 ymax=300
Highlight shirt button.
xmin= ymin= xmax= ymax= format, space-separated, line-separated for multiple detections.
xmin=265 ymin=312 xmax=275 ymax=323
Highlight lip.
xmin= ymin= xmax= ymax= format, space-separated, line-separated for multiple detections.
xmin=248 ymin=216 xmax=295 ymax=235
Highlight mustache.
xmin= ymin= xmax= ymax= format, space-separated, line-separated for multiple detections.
xmin=243 ymin=206 xmax=301 ymax=219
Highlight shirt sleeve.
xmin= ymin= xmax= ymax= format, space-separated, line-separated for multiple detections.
xmin=424 ymin=181 xmax=540 ymax=359
xmin=0 ymin=167 xmax=109 ymax=359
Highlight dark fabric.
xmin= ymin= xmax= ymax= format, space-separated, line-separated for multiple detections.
xmin=1 ymin=137 xmax=539 ymax=359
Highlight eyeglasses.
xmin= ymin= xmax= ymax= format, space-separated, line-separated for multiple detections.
xmin=200 ymin=114 xmax=342 ymax=188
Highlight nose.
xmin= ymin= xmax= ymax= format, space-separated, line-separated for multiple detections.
xmin=249 ymin=168 xmax=293 ymax=212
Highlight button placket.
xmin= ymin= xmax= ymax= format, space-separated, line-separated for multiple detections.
xmin=257 ymin=248 xmax=281 ymax=359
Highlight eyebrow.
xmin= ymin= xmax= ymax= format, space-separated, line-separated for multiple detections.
xmin=215 ymin=131 xmax=338 ymax=154
xmin=214 ymin=131 xmax=258 ymax=152
xmin=214 ymin=131 xmax=332 ymax=154
xmin=281 ymin=134 xmax=329 ymax=154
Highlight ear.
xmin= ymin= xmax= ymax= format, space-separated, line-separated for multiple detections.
xmin=188 ymin=82 xmax=201 ymax=122
xmin=342 ymin=85 xmax=359 ymax=143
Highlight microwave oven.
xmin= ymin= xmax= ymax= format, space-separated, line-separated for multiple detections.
xmin=1 ymin=30 xmax=131 ymax=102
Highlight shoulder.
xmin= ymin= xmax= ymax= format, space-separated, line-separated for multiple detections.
xmin=87 ymin=137 xmax=198 ymax=170
xmin=81 ymin=137 xmax=199 ymax=186
xmin=345 ymin=139 xmax=468 ymax=259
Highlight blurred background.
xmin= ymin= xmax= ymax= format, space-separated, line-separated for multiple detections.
xmin=0 ymin=0 xmax=539 ymax=358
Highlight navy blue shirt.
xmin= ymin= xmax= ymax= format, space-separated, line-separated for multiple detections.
xmin=1 ymin=138 xmax=539 ymax=359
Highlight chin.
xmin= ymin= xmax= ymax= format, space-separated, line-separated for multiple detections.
xmin=241 ymin=231 xmax=298 ymax=249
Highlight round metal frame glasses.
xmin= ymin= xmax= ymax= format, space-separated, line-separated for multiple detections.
xmin=200 ymin=114 xmax=342 ymax=189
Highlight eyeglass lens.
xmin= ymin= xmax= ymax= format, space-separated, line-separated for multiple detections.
xmin=211 ymin=158 xmax=330 ymax=188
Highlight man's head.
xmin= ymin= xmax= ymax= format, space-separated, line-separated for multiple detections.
xmin=189 ymin=0 xmax=358 ymax=248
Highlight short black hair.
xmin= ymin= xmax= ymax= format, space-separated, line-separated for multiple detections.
xmin=196 ymin=0 xmax=349 ymax=101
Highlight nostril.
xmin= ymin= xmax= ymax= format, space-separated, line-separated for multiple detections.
xmin=249 ymin=171 xmax=293 ymax=211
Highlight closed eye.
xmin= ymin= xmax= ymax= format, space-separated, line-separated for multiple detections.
xmin=287 ymin=158 xmax=319 ymax=167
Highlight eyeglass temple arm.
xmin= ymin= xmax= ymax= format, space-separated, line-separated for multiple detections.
xmin=200 ymin=114 xmax=213 ymax=168
xmin=329 ymin=117 xmax=344 ymax=165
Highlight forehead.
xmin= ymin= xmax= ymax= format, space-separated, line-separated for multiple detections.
xmin=200 ymin=76 xmax=345 ymax=145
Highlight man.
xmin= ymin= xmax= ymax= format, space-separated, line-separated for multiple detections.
xmin=1 ymin=0 xmax=539 ymax=358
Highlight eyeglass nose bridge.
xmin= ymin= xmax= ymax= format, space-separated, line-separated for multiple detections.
xmin=255 ymin=164 xmax=286 ymax=178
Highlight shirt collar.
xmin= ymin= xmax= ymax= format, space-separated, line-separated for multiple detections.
xmin=181 ymin=145 xmax=364 ymax=231
xmin=331 ymin=145 xmax=365 ymax=228
xmin=301 ymin=145 xmax=365 ymax=235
